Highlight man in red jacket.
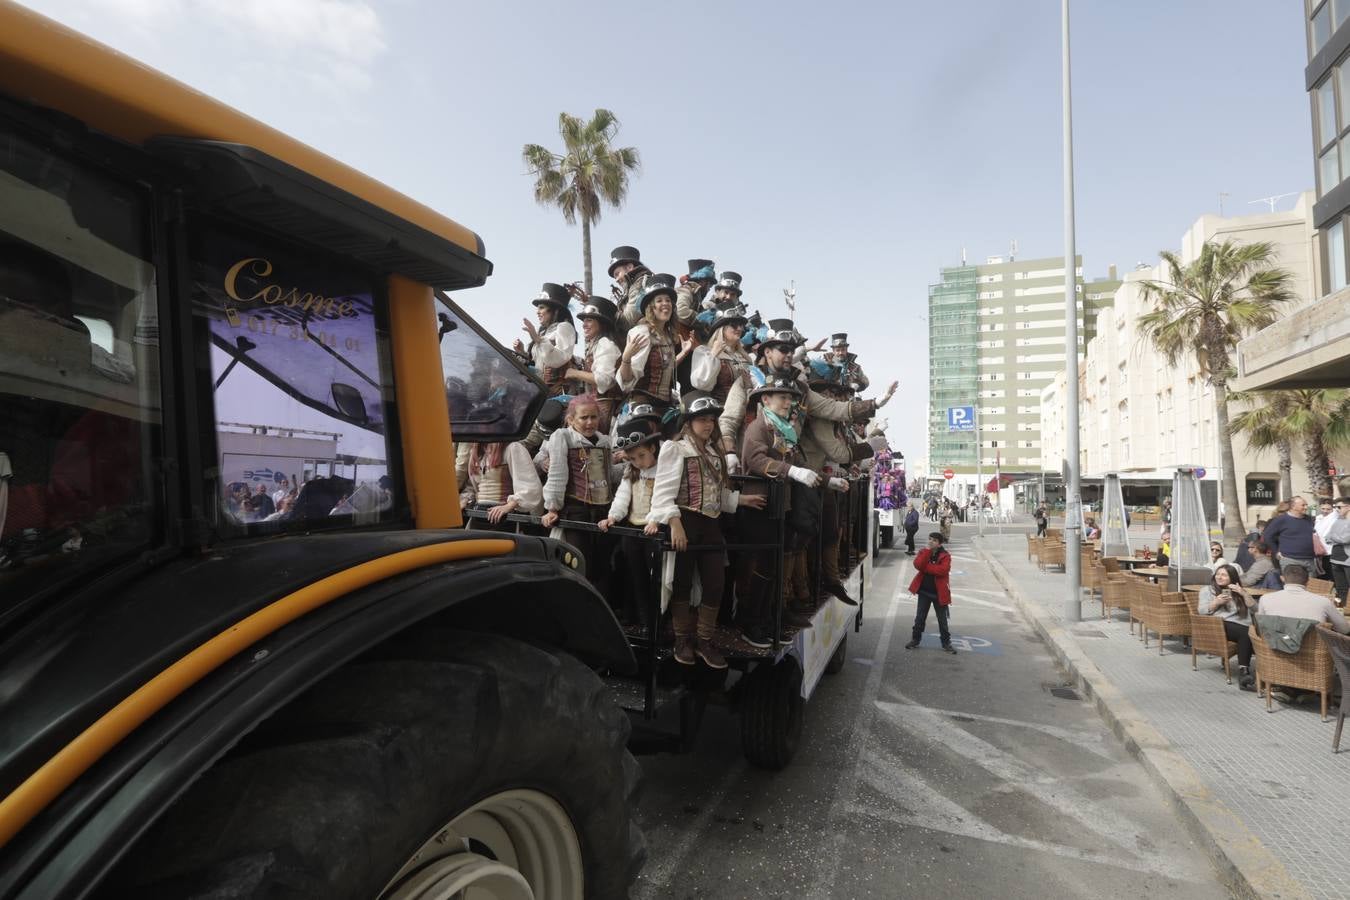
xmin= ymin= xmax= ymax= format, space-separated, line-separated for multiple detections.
xmin=906 ymin=531 xmax=956 ymax=653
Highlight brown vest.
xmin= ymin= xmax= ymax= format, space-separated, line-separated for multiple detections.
xmin=565 ymin=443 xmax=613 ymax=505
xmin=634 ymin=330 xmax=674 ymax=403
xmin=713 ymin=358 xmax=738 ymax=405
xmin=474 ymin=458 xmax=513 ymax=505
xmin=627 ymin=476 xmax=656 ymax=526
xmin=675 ymin=450 xmax=725 ymax=519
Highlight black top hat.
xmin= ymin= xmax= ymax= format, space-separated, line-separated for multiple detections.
xmin=638 ymin=273 xmax=678 ymax=314
xmin=614 ymin=416 xmax=663 ymax=450
xmin=532 ymin=282 xmax=571 ymax=310
xmin=537 ymin=397 xmax=567 ymax=433
xmin=575 ymin=297 xmax=617 ymax=324
xmin=687 ymin=258 xmax=716 ymax=280
xmin=750 ymin=367 xmax=802 ymax=400
xmin=831 ymin=333 xmax=849 ymax=347
xmin=607 ymin=246 xmax=642 ymax=277
xmin=680 ymin=389 xmax=724 ymax=420
xmin=619 ymin=401 xmax=664 ymax=428
xmin=715 ymin=271 xmax=743 ymax=294
xmin=711 ymin=300 xmax=748 ymax=332
xmin=762 ymin=318 xmax=801 ymax=348
xmin=747 ymin=311 xmax=764 ymax=330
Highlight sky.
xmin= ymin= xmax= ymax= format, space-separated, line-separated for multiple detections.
xmin=17 ymin=0 xmax=1314 ymax=463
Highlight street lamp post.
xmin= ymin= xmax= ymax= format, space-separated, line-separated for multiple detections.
xmin=1062 ymin=0 xmax=1082 ymax=622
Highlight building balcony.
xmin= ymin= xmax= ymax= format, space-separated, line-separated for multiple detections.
xmin=1234 ymin=286 xmax=1350 ymax=390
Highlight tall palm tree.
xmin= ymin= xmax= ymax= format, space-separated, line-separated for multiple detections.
xmin=1229 ymin=389 xmax=1349 ymax=499
xmin=522 ymin=110 xmax=641 ymax=295
xmin=1137 ymin=239 xmax=1296 ymax=541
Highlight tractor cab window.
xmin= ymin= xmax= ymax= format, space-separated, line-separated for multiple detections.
xmin=0 ymin=127 xmax=160 ymax=601
xmin=190 ymin=225 xmax=399 ymax=531
xmin=435 ymin=293 xmax=545 ymax=442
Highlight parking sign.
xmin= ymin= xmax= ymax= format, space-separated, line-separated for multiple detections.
xmin=947 ymin=406 xmax=975 ymax=432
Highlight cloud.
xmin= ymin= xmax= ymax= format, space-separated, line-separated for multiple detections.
xmin=18 ymin=0 xmax=387 ymax=93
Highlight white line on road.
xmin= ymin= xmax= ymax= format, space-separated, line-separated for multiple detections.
xmin=632 ymin=758 xmax=748 ymax=898
xmin=872 ymin=699 xmax=1114 ymax=758
xmin=801 ymin=556 xmax=911 ymax=900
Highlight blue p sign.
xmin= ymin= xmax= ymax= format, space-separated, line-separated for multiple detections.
xmin=947 ymin=406 xmax=975 ymax=432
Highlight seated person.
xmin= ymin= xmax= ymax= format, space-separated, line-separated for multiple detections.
xmin=1155 ymin=529 xmax=1171 ymax=567
xmin=1239 ymin=541 xmax=1277 ymax=588
xmin=1256 ymin=564 xmax=1350 ymax=634
xmin=1084 ymin=517 xmax=1101 ymax=541
xmin=1196 ymin=563 xmax=1255 ymax=687
xmin=1208 ymin=541 xmax=1241 ymax=573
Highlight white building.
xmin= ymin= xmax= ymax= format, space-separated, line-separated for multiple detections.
xmin=1041 ymin=195 xmax=1318 ymax=526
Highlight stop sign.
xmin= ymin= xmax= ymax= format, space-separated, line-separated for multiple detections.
xmin=943 ymin=468 xmax=955 ymax=480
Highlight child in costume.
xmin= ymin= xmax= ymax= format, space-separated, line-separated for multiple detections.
xmin=599 ymin=411 xmax=665 ymax=627
xmin=541 ymin=395 xmax=615 ymax=590
xmin=457 ymin=440 xmax=543 ymax=530
xmin=649 ymin=391 xmax=765 ymax=668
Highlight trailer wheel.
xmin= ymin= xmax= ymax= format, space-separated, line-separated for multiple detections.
xmin=107 ymin=631 xmax=645 ymax=899
xmin=824 ymin=634 xmax=848 ymax=675
xmin=740 ymin=657 xmax=804 ymax=770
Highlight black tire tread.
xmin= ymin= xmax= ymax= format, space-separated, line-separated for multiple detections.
xmin=740 ymin=658 xmax=804 ymax=770
xmin=108 ymin=630 xmax=645 ymax=899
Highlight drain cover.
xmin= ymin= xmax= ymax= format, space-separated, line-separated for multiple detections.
xmin=1050 ymin=687 xmax=1081 ymax=701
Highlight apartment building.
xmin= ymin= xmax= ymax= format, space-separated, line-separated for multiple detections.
xmin=927 ymin=254 xmax=1120 ymax=478
xmin=1043 ymin=196 xmax=1317 ymax=524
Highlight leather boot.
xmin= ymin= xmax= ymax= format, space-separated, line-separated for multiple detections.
xmin=820 ymin=543 xmax=856 ymax=605
xmin=696 ymin=603 xmax=727 ymax=668
xmin=672 ymin=599 xmax=696 ymax=665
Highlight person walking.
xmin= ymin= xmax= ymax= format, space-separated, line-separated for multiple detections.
xmin=1325 ymin=497 xmax=1350 ymax=605
xmin=906 ymin=532 xmax=955 ymax=653
xmin=903 ymin=503 xmax=920 ymax=555
xmin=1034 ymin=504 xmax=1048 ymax=538
xmin=1263 ymin=495 xmax=1315 ymax=572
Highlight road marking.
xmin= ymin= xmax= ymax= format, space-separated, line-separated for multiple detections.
xmin=874 ymin=699 xmax=1115 ymax=758
xmin=873 ymin=693 xmax=1159 ymax=855
xmin=849 ymin=743 xmax=1203 ymax=881
xmin=801 ymin=556 xmax=910 ymax=900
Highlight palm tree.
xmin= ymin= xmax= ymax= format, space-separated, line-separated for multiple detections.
xmin=1137 ymin=239 xmax=1296 ymax=541
xmin=1229 ymin=389 xmax=1350 ymax=499
xmin=522 ymin=110 xmax=641 ymax=295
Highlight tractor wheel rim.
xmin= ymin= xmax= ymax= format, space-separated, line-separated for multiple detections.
xmin=381 ymin=788 xmax=583 ymax=900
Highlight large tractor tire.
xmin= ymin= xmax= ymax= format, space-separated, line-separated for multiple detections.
xmin=106 ymin=630 xmax=645 ymax=899
xmin=740 ymin=656 xmax=804 ymax=770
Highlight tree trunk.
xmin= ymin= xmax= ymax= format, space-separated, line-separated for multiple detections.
xmin=1277 ymin=438 xmax=1293 ymax=501
xmin=581 ymin=213 xmax=593 ymax=297
xmin=1304 ymin=432 xmax=1334 ymax=498
xmin=1213 ymin=381 xmax=1247 ymax=541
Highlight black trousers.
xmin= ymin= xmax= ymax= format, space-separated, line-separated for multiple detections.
xmin=903 ymin=525 xmax=918 ymax=553
xmin=912 ymin=591 xmax=951 ymax=645
xmin=1331 ymin=560 xmax=1349 ymax=602
xmin=1221 ymin=618 xmax=1253 ymax=669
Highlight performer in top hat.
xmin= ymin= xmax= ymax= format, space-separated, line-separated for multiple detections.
xmin=513 ymin=282 xmax=576 ymax=398
xmin=566 ymin=296 xmax=622 ymax=433
xmin=676 ymin=258 xmax=717 ymax=331
xmin=831 ymin=332 xmax=870 ymax=390
xmin=617 ymin=274 xmax=692 ymax=418
xmin=608 ymin=245 xmax=652 ymax=341
xmin=689 ymin=299 xmax=754 ymax=471
xmin=713 ymin=271 xmax=743 ymax=303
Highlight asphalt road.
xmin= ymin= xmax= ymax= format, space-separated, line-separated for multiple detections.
xmin=632 ymin=522 xmax=1230 ymax=899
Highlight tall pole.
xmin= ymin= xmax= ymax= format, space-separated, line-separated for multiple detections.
xmin=975 ymin=402 xmax=984 ymax=537
xmin=1062 ymin=0 xmax=1082 ymax=622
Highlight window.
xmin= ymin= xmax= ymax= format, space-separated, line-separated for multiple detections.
xmin=1313 ymin=1 xmax=1332 ymax=53
xmin=1330 ymin=219 xmax=1347 ymax=292
xmin=1321 ymin=79 xmax=1339 ymax=149
xmin=194 ymin=224 xmax=400 ymax=531
xmin=1327 ymin=144 xmax=1345 ymax=196
xmin=1339 ymin=65 xmax=1350 ymax=131
xmin=436 ymin=295 xmax=544 ymax=440
xmin=0 ymin=126 xmax=160 ymax=601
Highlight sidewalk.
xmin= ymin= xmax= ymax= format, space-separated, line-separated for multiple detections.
xmin=976 ymin=532 xmax=1344 ymax=900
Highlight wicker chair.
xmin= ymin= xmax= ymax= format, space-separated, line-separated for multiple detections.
xmin=1102 ymin=557 xmax=1121 ymax=575
xmin=1039 ymin=541 xmax=1066 ymax=572
xmin=1102 ymin=573 xmax=1133 ymax=628
xmin=1319 ymin=628 xmax=1350 ymax=752
xmin=1046 ymin=528 xmax=1063 ymax=542
xmin=1026 ymin=533 xmax=1039 ymax=561
xmin=1307 ymin=578 xmax=1335 ymax=598
xmin=1083 ymin=557 xmax=1102 ymax=600
xmin=1149 ymin=591 xmax=1193 ymax=655
xmin=1132 ymin=580 xmax=1160 ymax=643
xmin=1189 ymin=610 xmax=1239 ymax=683
xmin=1249 ymin=620 xmax=1336 ymax=721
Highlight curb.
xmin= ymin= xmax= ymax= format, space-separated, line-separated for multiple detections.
xmin=973 ymin=537 xmax=1310 ymax=900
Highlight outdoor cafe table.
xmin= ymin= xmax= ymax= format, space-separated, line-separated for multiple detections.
xmin=1126 ymin=566 xmax=1172 ymax=580
xmin=1179 ymin=585 xmax=1279 ymax=598
xmin=1111 ymin=557 xmax=1159 ymax=569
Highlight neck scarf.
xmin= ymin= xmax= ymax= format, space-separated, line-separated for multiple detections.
xmin=765 ymin=408 xmax=798 ymax=446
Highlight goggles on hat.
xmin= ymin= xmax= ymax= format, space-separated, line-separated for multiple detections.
xmin=763 ymin=329 xmax=799 ymax=345
xmin=685 ymin=396 xmax=723 ymax=416
xmin=615 ymin=429 xmax=659 ymax=449
xmin=625 ymin=403 xmax=658 ymax=420
xmin=717 ymin=278 xmax=741 ymax=290
xmin=577 ymin=303 xmax=607 ymax=318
